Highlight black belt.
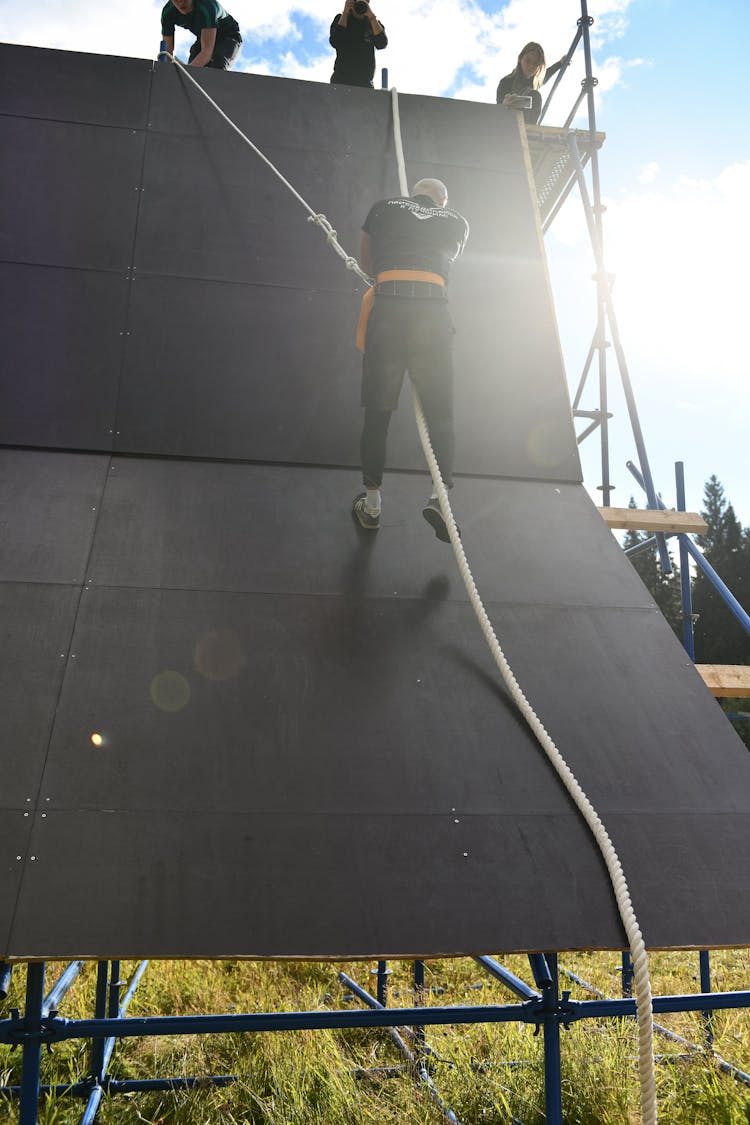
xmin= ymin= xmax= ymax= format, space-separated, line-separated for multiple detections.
xmin=374 ymin=279 xmax=446 ymax=298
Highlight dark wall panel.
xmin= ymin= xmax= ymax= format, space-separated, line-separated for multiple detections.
xmin=9 ymin=807 xmax=624 ymax=959
xmin=0 ymin=44 xmax=151 ymax=128
xmin=0 ymin=264 xmax=127 ymax=449
xmin=116 ymin=275 xmax=361 ymax=461
xmin=0 ymin=584 xmax=81 ymax=809
xmin=0 ymin=814 xmax=32 ymax=954
xmin=147 ymin=67 xmax=400 ymax=157
xmin=6 ymin=576 xmax=748 ymax=956
xmin=0 ymin=117 xmax=144 ymax=270
xmin=133 ymin=133 xmax=390 ymax=288
xmin=84 ymin=461 xmax=650 ymax=608
xmin=0 ymin=451 xmax=108 ymax=582
xmin=116 ymin=266 xmax=577 ymax=479
xmin=0 ymin=44 xmax=579 ymax=481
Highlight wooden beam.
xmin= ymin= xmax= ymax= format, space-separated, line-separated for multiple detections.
xmin=600 ymin=507 xmax=707 ymax=534
xmin=695 ymin=665 xmax=750 ymax=698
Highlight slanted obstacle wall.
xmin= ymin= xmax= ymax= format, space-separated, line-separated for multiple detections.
xmin=0 ymin=43 xmax=576 ymax=480
xmin=1 ymin=44 xmax=749 ymax=960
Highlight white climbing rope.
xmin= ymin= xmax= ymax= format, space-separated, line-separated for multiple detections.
xmin=165 ymin=53 xmax=372 ymax=287
xmin=412 ymin=388 xmax=656 ymax=1122
xmin=390 ymin=83 xmax=657 ymax=1125
xmin=160 ymin=59 xmax=657 ymax=1124
xmin=390 ymin=87 xmax=409 ymax=191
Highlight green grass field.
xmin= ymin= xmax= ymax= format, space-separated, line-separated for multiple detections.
xmin=2 ymin=952 xmax=749 ymax=1123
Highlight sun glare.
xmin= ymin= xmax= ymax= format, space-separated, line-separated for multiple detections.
xmin=602 ymin=168 xmax=749 ymax=383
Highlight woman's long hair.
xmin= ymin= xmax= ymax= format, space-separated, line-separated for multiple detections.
xmin=512 ymin=41 xmax=546 ymax=91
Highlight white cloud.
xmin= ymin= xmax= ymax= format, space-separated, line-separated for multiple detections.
xmin=552 ymin=161 xmax=750 ymax=384
xmin=0 ymin=0 xmax=639 ymax=116
xmin=638 ymin=161 xmax=660 ymax=184
xmin=1 ymin=0 xmax=164 ymax=58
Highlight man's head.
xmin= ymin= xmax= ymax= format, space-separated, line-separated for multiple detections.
xmin=171 ymin=0 xmax=194 ymax=13
xmin=411 ymin=178 xmax=448 ymax=208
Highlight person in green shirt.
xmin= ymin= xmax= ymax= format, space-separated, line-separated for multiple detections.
xmin=161 ymin=0 xmax=242 ymax=70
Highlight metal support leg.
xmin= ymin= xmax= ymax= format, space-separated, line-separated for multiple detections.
xmin=541 ymin=953 xmax=563 ymax=1125
xmin=372 ymin=960 xmax=390 ymax=1007
xmin=20 ymin=962 xmax=45 ymax=1125
xmin=413 ymin=960 xmax=426 ymax=1057
xmin=621 ymin=950 xmax=634 ymax=998
xmin=675 ymin=463 xmax=696 ymax=659
xmin=90 ymin=961 xmax=109 ymax=1081
xmin=699 ymin=951 xmax=714 ymax=1048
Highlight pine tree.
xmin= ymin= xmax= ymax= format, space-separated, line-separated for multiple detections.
xmin=692 ymin=476 xmax=750 ymax=665
xmin=692 ymin=476 xmax=750 ymax=749
xmin=623 ymin=497 xmax=682 ymax=638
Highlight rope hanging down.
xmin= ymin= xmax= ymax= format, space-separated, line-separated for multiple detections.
xmin=167 ymin=53 xmax=372 ymax=288
xmin=163 ymin=57 xmax=657 ymax=1124
xmin=389 ymin=85 xmax=658 ymax=1125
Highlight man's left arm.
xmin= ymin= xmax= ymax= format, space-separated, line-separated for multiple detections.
xmin=356 ymin=2 xmax=385 ymax=46
xmin=369 ymin=13 xmax=387 ymax=47
xmin=190 ymin=26 xmax=217 ymax=66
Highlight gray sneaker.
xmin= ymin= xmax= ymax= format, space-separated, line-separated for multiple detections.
xmin=352 ymin=492 xmax=380 ymax=530
xmin=422 ymin=497 xmax=459 ymax=542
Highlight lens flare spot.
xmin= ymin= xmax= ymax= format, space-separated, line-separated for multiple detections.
xmin=150 ymin=670 xmax=191 ymax=713
xmin=90 ymin=732 xmax=104 ymax=747
xmin=194 ymin=629 xmax=246 ymax=682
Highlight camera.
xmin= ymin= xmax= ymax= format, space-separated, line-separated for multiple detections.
xmin=354 ymin=1 xmax=369 ymax=13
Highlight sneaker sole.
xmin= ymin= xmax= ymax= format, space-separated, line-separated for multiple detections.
xmin=422 ymin=505 xmax=451 ymax=542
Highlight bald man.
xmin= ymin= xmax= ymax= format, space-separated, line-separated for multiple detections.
xmin=353 ymin=179 xmax=469 ymax=541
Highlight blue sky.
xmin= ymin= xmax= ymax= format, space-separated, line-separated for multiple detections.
xmin=3 ymin=0 xmax=749 ymax=523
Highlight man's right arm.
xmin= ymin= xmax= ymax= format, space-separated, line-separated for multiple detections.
xmin=359 ymin=232 xmax=374 ymax=278
xmin=162 ymin=35 xmax=175 ymax=58
xmin=330 ymin=0 xmax=354 ymax=43
xmin=161 ymin=3 xmax=176 ymax=40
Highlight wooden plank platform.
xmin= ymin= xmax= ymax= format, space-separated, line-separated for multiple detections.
xmin=696 ymin=665 xmax=750 ymax=698
xmin=600 ymin=507 xmax=707 ymax=534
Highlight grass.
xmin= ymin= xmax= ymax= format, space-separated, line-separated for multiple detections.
xmin=1 ymin=951 xmax=748 ymax=1123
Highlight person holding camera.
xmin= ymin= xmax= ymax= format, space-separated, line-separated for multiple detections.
xmin=329 ymin=0 xmax=387 ymax=88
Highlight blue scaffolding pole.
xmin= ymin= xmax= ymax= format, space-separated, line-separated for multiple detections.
xmin=4 ymin=959 xmax=750 ymax=1124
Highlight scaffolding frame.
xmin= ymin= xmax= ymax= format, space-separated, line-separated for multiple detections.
xmin=2 ymin=954 xmax=750 ymax=1125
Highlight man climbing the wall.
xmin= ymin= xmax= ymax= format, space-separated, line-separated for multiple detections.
xmin=353 ymin=178 xmax=469 ymax=542
xmin=161 ymin=0 xmax=242 ymax=70
xmin=329 ymin=0 xmax=387 ymax=88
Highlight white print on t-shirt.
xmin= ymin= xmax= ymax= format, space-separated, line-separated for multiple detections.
xmin=385 ymin=199 xmax=459 ymax=222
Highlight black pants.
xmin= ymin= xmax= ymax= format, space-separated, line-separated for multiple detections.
xmin=360 ymin=296 xmax=455 ymax=489
xmin=189 ymin=35 xmax=242 ymax=70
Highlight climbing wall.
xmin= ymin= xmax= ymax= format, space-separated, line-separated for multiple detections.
xmin=1 ymin=44 xmax=748 ymax=959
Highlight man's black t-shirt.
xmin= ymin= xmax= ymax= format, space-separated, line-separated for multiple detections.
xmin=161 ymin=0 xmax=240 ymax=41
xmin=362 ymin=195 xmax=469 ymax=282
xmin=329 ymin=15 xmax=387 ymax=87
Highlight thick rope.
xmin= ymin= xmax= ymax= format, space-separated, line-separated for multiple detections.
xmin=391 ymin=84 xmax=657 ymax=1125
xmin=390 ymin=88 xmax=409 ymax=193
xmin=165 ymin=53 xmax=372 ymax=287
xmin=412 ymin=388 xmax=656 ymax=1120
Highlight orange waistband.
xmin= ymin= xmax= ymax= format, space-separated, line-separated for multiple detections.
xmin=355 ymin=271 xmax=446 ymax=353
xmin=375 ymin=269 xmax=445 ymax=286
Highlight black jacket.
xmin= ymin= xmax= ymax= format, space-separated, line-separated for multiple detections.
xmin=330 ymin=14 xmax=387 ymax=87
